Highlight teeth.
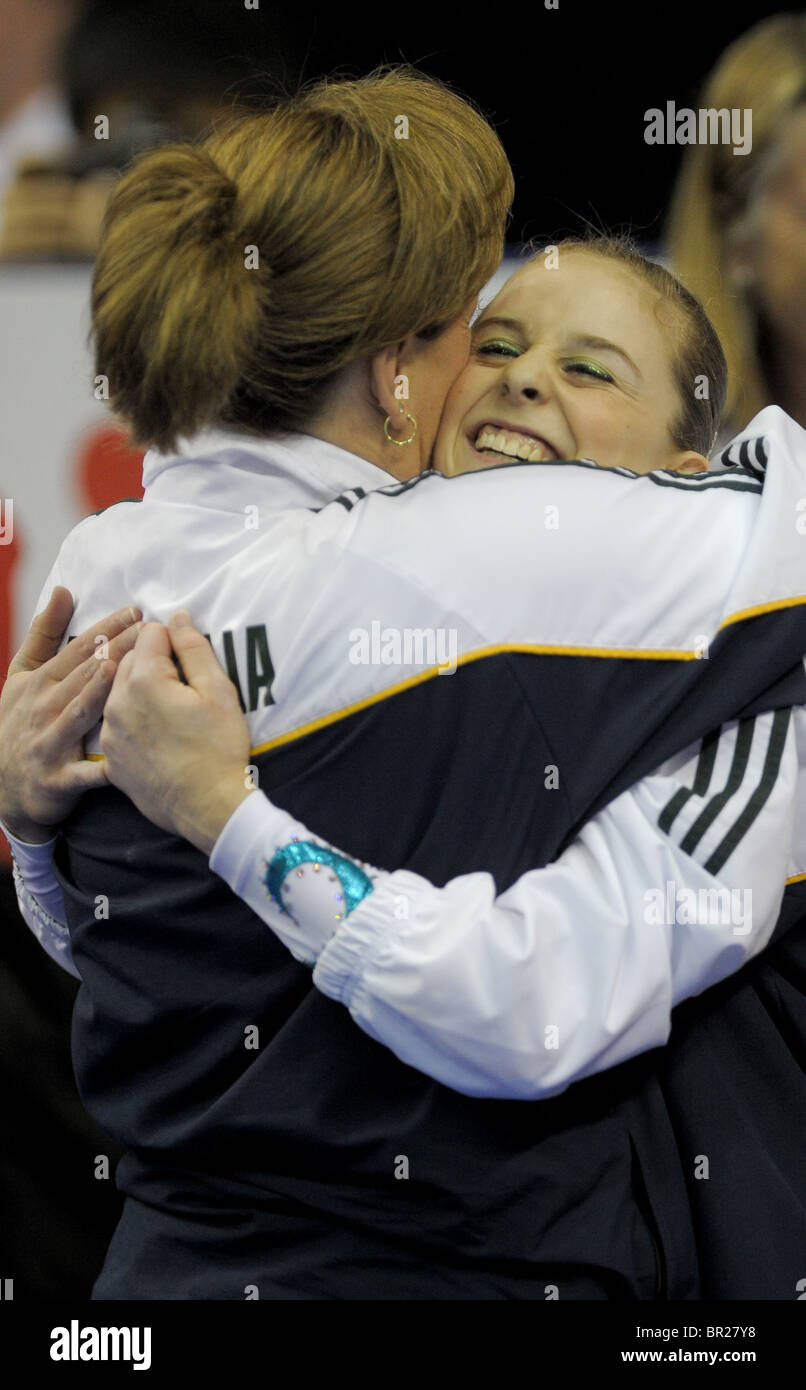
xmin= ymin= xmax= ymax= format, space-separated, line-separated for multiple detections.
xmin=474 ymin=425 xmax=555 ymax=462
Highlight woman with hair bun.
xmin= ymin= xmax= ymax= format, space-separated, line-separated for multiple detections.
xmin=92 ymin=67 xmax=511 ymax=469
xmin=2 ymin=65 xmax=806 ymax=1300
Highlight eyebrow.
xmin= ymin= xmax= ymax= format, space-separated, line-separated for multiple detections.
xmin=473 ymin=315 xmax=523 ymax=335
xmin=473 ymin=318 xmax=642 ymax=380
xmin=569 ymin=334 xmax=642 ymax=380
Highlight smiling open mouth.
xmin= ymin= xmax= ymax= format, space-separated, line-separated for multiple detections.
xmin=473 ymin=425 xmax=558 ymax=462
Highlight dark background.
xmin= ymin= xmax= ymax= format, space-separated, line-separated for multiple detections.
xmin=247 ymin=0 xmax=786 ymax=247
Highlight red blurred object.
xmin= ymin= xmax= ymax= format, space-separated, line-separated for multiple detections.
xmin=0 ymin=501 xmax=23 ymax=865
xmin=75 ymin=425 xmax=145 ymax=515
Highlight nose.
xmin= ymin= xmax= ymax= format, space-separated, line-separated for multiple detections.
xmin=500 ymin=348 xmax=552 ymax=402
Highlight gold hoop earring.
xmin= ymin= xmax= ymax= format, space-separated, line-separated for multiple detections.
xmin=383 ymin=413 xmax=418 ymax=447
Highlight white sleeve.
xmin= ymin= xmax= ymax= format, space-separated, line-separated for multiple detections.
xmin=0 ymin=549 xmax=81 ymax=977
xmin=2 ymin=824 xmax=80 ymax=980
xmin=210 ymin=707 xmax=801 ymax=1098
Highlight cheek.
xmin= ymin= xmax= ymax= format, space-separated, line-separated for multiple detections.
xmin=429 ymin=341 xmax=470 ymax=425
xmin=571 ymin=394 xmax=655 ymax=467
xmin=442 ymin=365 xmax=483 ymax=429
xmin=447 ymin=335 xmax=472 ymax=389
xmin=571 ymin=393 xmax=622 ymax=446
xmin=432 ymin=370 xmax=480 ymax=467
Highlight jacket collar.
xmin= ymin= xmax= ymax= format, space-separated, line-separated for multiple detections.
xmin=141 ymin=428 xmax=399 ymax=509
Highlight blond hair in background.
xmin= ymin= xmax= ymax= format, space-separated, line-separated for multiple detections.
xmin=665 ymin=13 xmax=806 ymax=431
xmin=92 ymin=66 xmax=514 ymax=453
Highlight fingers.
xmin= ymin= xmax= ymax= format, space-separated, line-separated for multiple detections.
xmin=43 ymin=622 xmax=143 ymax=715
xmin=46 ymin=603 xmax=143 ymax=683
xmin=115 ymin=648 xmax=135 ymax=680
xmin=101 ymin=626 xmax=180 ymax=721
xmin=129 ymin=622 xmax=181 ymax=678
xmin=52 ymin=754 xmax=111 ymax=797
xmin=106 ymin=621 xmax=144 ymax=666
xmin=168 ymin=611 xmax=234 ymax=701
xmin=7 ymin=586 xmax=75 ymax=675
xmin=41 ymin=658 xmax=118 ymax=752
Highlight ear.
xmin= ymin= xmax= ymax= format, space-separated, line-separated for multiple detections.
xmin=668 ymin=451 xmax=710 ymax=475
xmin=368 ymin=341 xmax=408 ymax=419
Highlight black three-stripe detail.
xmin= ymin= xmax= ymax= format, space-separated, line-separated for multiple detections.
xmin=657 ymin=710 xmax=793 ymax=874
xmin=679 ymin=719 xmax=756 ymax=854
xmin=327 ymin=486 xmax=369 ymax=512
xmin=646 ymin=472 xmax=761 ymax=495
xmin=716 ymin=434 xmax=768 ymax=480
xmin=705 ymin=709 xmax=791 ymax=873
xmin=737 ymin=439 xmax=766 ymax=483
xmin=718 ymin=444 xmax=734 ymax=470
xmin=658 ymin=728 xmax=720 ymax=833
xmin=312 ymin=450 xmax=765 ymax=517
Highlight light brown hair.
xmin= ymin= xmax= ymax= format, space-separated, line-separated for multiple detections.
xmin=529 ymin=235 xmax=727 ymax=457
xmin=91 ymin=66 xmax=514 ymax=452
xmin=665 ymin=14 xmax=806 ymax=430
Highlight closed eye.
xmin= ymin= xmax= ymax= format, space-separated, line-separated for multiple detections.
xmin=474 ymin=340 xmax=521 ymax=358
xmin=564 ymin=360 xmax=614 ymax=382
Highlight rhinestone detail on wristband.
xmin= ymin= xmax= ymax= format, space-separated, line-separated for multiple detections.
xmin=264 ymin=837 xmax=374 ymax=920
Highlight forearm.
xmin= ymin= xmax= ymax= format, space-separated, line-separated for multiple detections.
xmin=209 ymin=709 xmax=799 ymax=1098
xmin=2 ymin=821 xmax=79 ymax=979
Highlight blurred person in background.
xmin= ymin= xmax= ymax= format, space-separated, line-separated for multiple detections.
xmin=666 ymin=13 xmax=806 ymax=440
xmin=0 ymin=0 xmax=79 ymax=211
xmin=0 ymin=0 xmax=306 ymax=258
